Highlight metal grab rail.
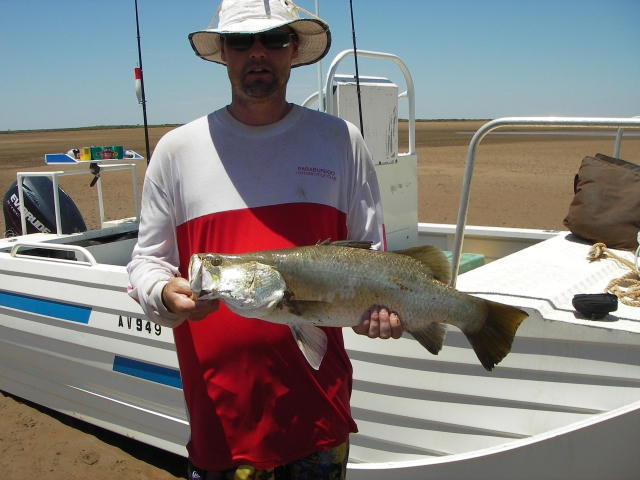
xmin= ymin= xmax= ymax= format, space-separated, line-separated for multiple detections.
xmin=323 ymin=49 xmax=416 ymax=156
xmin=614 ymin=116 xmax=640 ymax=158
xmin=17 ymin=163 xmax=140 ymax=236
xmin=10 ymin=242 xmax=98 ymax=266
xmin=303 ymin=89 xmax=411 ymax=122
xmin=450 ymin=116 xmax=640 ymax=288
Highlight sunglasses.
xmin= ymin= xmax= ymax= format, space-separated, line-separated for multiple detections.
xmin=223 ymin=30 xmax=296 ymax=51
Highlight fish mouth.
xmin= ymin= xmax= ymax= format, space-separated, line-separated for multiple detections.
xmin=188 ymin=254 xmax=204 ymax=296
xmin=188 ymin=254 xmax=222 ymax=300
xmin=199 ymin=269 xmax=222 ymax=300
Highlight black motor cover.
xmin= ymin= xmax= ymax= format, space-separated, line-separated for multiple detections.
xmin=3 ymin=176 xmax=87 ymax=237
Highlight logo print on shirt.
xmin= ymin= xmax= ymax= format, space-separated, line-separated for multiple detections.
xmin=296 ymin=166 xmax=337 ymax=181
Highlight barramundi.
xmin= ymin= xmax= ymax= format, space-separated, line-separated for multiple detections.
xmin=188 ymin=242 xmax=528 ymax=371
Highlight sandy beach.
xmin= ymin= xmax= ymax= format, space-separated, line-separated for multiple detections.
xmin=1 ymin=120 xmax=638 ymax=479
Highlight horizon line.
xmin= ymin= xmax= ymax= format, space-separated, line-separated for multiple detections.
xmin=0 ymin=119 xmax=493 ymax=135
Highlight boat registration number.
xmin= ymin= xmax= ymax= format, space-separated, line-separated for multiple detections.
xmin=118 ymin=316 xmax=162 ymax=336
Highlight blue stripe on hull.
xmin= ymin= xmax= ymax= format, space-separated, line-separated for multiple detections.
xmin=113 ymin=356 xmax=182 ymax=389
xmin=0 ymin=290 xmax=91 ymax=323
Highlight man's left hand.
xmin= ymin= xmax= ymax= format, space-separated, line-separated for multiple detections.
xmin=353 ymin=306 xmax=403 ymax=339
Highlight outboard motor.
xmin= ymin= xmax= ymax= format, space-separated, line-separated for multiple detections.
xmin=3 ymin=176 xmax=87 ymax=237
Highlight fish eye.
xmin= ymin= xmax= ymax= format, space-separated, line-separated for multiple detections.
xmin=204 ymin=254 xmax=223 ymax=267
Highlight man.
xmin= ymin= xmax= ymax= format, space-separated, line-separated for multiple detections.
xmin=127 ymin=1 xmax=401 ymax=478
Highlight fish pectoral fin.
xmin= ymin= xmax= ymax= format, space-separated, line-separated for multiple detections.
xmin=393 ymin=246 xmax=452 ymax=285
xmin=407 ymin=323 xmax=448 ymax=355
xmin=290 ymin=325 xmax=328 ymax=370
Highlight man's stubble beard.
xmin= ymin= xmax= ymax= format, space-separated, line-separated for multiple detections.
xmin=232 ymin=69 xmax=291 ymax=103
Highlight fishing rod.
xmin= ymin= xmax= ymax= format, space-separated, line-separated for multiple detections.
xmin=134 ymin=0 xmax=151 ymax=165
xmin=315 ymin=0 xmax=324 ymax=112
xmin=348 ymin=0 xmax=364 ymax=134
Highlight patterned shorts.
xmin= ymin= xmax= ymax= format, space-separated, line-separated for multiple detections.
xmin=188 ymin=442 xmax=349 ymax=480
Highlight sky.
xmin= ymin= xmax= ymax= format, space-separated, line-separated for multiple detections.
xmin=1 ymin=0 xmax=639 ymax=131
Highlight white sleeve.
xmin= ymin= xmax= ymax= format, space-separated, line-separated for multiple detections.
xmin=127 ymin=174 xmax=184 ymax=328
xmin=346 ymin=125 xmax=386 ymax=251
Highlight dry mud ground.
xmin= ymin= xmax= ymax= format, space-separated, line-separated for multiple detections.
xmin=0 ymin=121 xmax=639 ymax=479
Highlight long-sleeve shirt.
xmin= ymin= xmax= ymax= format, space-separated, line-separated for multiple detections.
xmin=127 ymin=105 xmax=385 ymax=470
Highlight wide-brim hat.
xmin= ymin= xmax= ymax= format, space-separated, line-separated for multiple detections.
xmin=188 ymin=0 xmax=331 ymax=68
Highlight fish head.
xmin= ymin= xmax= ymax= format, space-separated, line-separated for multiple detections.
xmin=189 ymin=254 xmax=286 ymax=315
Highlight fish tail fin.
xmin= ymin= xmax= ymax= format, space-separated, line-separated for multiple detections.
xmin=407 ymin=323 xmax=448 ymax=355
xmin=464 ymin=300 xmax=528 ymax=371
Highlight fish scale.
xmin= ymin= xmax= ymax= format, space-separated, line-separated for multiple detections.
xmin=263 ymin=246 xmax=485 ymax=330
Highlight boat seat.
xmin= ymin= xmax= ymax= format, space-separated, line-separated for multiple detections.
xmin=443 ymin=251 xmax=485 ymax=274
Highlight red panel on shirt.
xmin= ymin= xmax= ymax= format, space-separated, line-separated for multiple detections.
xmin=174 ymin=203 xmax=357 ymax=470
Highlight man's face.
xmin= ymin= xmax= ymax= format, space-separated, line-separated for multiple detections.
xmin=220 ymin=28 xmax=299 ymax=103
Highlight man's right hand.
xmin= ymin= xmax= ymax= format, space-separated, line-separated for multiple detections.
xmin=162 ymin=277 xmax=219 ymax=321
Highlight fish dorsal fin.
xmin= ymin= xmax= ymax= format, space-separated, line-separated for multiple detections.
xmin=406 ymin=323 xmax=448 ymax=355
xmin=289 ymin=324 xmax=328 ymax=370
xmin=316 ymin=239 xmax=374 ymax=250
xmin=330 ymin=240 xmax=373 ymax=250
xmin=394 ymin=246 xmax=451 ymax=284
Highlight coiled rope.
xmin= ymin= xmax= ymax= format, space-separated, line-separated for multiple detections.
xmin=588 ymin=243 xmax=640 ymax=307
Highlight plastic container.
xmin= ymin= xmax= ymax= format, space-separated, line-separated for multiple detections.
xmin=79 ymin=147 xmax=92 ymax=161
xmin=111 ymin=146 xmax=124 ymax=159
xmin=99 ymin=147 xmax=115 ymax=159
xmin=88 ymin=146 xmax=124 ymax=160
xmin=90 ymin=146 xmax=103 ymax=160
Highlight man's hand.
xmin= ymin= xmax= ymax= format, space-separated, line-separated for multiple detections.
xmin=353 ymin=306 xmax=402 ymax=339
xmin=162 ymin=277 xmax=219 ymax=321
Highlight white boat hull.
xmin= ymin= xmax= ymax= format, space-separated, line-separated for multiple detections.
xmin=0 ymin=229 xmax=189 ymax=456
xmin=344 ymin=317 xmax=640 ymax=479
xmin=2 ymin=227 xmax=640 ymax=478
xmin=348 ymin=396 xmax=640 ymax=479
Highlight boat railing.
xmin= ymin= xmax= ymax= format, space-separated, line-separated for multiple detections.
xmin=449 ymin=116 xmax=640 ymax=287
xmin=17 ymin=162 xmax=140 ymax=236
xmin=614 ymin=116 xmax=640 ymax=158
xmin=303 ymin=49 xmax=416 ymax=157
xmin=10 ymin=241 xmax=97 ymax=266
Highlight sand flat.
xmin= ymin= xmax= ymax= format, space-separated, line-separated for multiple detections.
xmin=2 ymin=121 xmax=638 ymax=234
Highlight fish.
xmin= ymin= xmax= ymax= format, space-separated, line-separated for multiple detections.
xmin=188 ymin=241 xmax=528 ymax=371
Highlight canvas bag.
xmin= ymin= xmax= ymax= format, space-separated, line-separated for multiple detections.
xmin=563 ymin=153 xmax=640 ymax=251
